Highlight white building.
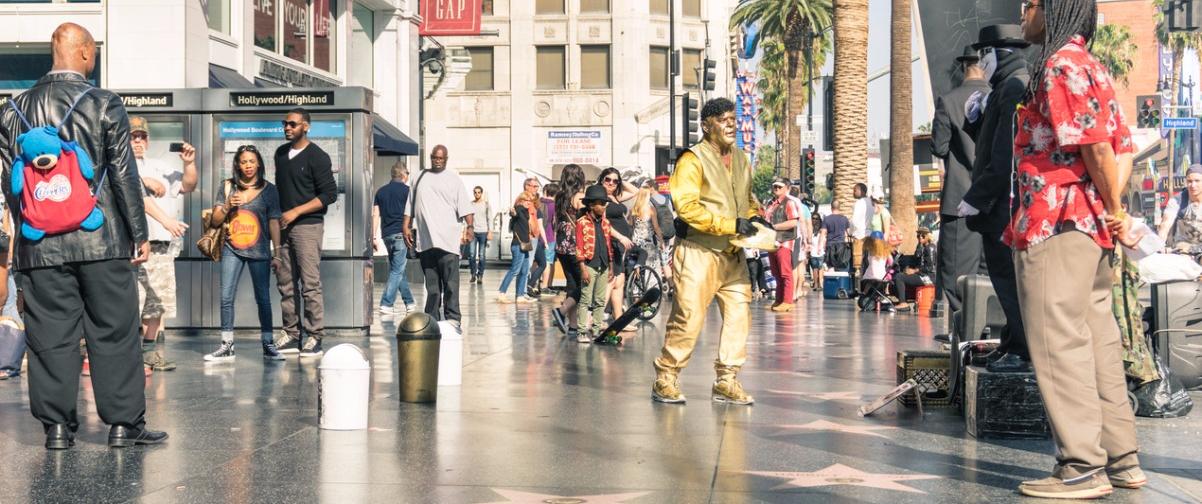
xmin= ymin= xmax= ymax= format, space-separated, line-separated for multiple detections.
xmin=422 ymin=0 xmax=736 ymax=206
xmin=0 ymin=0 xmax=420 ymax=147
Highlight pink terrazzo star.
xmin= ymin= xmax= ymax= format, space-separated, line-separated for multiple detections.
xmin=764 ymin=389 xmax=862 ymax=401
xmin=481 ymin=489 xmax=651 ymax=504
xmin=774 ymin=419 xmax=897 ymax=438
xmin=743 ymin=463 xmax=940 ymax=493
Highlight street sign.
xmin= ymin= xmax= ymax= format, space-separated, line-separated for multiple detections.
xmin=799 ymin=129 xmax=819 ymax=146
xmin=1162 ymin=117 xmax=1200 ymax=129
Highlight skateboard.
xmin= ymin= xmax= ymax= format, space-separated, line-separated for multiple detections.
xmin=594 ymin=287 xmax=662 ymax=345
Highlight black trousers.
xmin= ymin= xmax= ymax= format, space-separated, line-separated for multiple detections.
xmin=936 ymin=215 xmax=983 ymax=314
xmin=981 ymin=231 xmax=1029 ymax=359
xmin=420 ymin=249 xmax=461 ymax=323
xmin=557 ymin=253 xmax=582 ymax=302
xmin=893 ymin=272 xmax=928 ymax=302
xmin=21 ymin=259 xmax=145 ymax=432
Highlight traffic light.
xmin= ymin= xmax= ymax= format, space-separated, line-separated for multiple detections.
xmin=1165 ymin=0 xmax=1202 ymax=32
xmin=703 ymin=58 xmax=717 ymax=91
xmin=683 ymin=92 xmax=701 ymax=145
xmin=802 ymin=147 xmax=816 ymax=194
xmin=1137 ymin=95 xmax=1162 ymax=128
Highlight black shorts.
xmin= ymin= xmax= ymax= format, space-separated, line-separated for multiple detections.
xmin=610 ymin=241 xmax=627 ymax=276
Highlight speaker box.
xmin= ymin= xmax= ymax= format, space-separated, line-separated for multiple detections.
xmin=1151 ymin=280 xmax=1202 ymax=389
xmin=965 ymin=366 xmax=1050 ymax=439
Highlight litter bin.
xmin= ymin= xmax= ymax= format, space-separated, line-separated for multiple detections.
xmin=318 ymin=344 xmax=370 ymax=430
xmin=396 ymin=312 xmax=441 ymax=403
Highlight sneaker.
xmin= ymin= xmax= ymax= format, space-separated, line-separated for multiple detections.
xmin=262 ymin=342 xmax=285 ymax=361
xmin=516 ymin=295 xmax=538 ymax=304
xmin=527 ymin=287 xmax=541 ymax=298
xmin=378 ymin=305 xmax=396 ymax=317
xmin=496 ymin=293 xmax=513 ymax=304
xmin=204 ymin=342 xmax=236 ymax=362
xmin=712 ymin=377 xmax=755 ymax=405
xmin=566 ymin=328 xmax=580 ymax=341
xmin=552 ymin=308 xmax=568 ymax=334
xmin=575 ymin=329 xmax=593 ymax=344
xmin=652 ymin=375 xmax=686 ymax=404
xmin=275 ymin=335 xmax=300 ymax=354
xmin=299 ymin=339 xmax=324 ymax=358
xmin=1019 ymin=472 xmax=1113 ymax=499
xmin=1107 ymin=466 xmax=1148 ymax=489
xmin=770 ymin=303 xmax=794 ymax=313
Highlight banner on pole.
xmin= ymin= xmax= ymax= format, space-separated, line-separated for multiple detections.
xmin=420 ymin=0 xmax=482 ymax=36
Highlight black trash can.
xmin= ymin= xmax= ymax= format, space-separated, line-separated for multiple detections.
xmin=396 ymin=312 xmax=441 ymax=403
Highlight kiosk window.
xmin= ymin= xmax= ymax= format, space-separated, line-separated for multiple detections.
xmin=254 ymin=0 xmax=277 ymax=51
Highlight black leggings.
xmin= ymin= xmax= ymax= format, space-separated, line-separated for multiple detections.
xmin=557 ymin=253 xmax=582 ymax=303
xmin=893 ymin=273 xmax=927 ymax=302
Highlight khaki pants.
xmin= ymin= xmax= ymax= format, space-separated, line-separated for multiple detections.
xmin=851 ymin=238 xmax=865 ymax=273
xmin=1015 ymin=232 xmax=1139 ymax=479
xmin=577 ymin=263 xmax=609 ymax=334
xmin=655 ymin=239 xmax=750 ymax=377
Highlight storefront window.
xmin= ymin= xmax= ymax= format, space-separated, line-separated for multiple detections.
xmin=0 ymin=46 xmax=100 ymax=89
xmin=350 ymin=4 xmax=374 ymax=86
xmin=283 ymin=0 xmax=308 ymax=64
xmin=254 ymin=0 xmax=277 ymax=51
xmin=206 ymin=0 xmax=231 ymax=34
xmin=313 ymin=0 xmax=337 ymax=72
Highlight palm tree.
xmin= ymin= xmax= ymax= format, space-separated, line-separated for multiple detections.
xmin=1091 ymin=24 xmax=1137 ymax=86
xmin=1155 ymin=0 xmax=1195 ymax=175
xmin=832 ymin=0 xmax=869 ymax=210
xmin=756 ymin=35 xmax=831 ymax=177
xmin=732 ymin=0 xmax=833 ymax=180
xmin=888 ymin=0 xmax=916 ymax=253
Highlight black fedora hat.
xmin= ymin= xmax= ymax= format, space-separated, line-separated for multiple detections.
xmin=955 ymin=45 xmax=979 ymax=63
xmin=971 ymin=24 xmax=1031 ymax=50
xmin=582 ymin=184 xmax=608 ymax=204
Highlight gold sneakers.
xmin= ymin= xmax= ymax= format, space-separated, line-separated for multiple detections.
xmin=652 ymin=375 xmax=686 ymax=404
xmin=712 ymin=377 xmax=755 ymax=405
xmin=771 ymin=303 xmax=794 ymax=312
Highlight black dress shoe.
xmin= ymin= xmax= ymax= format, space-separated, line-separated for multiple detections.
xmin=45 ymin=424 xmax=75 ymax=450
xmin=985 ymin=353 xmax=1031 ymax=373
xmin=108 ymin=425 xmax=168 ymax=448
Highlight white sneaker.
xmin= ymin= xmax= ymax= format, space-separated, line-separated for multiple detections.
xmin=405 ymin=303 xmax=418 ymax=314
xmin=516 ymin=295 xmax=537 ymax=304
xmin=496 ymin=293 xmax=513 ymax=304
xmin=378 ymin=305 xmax=395 ymax=316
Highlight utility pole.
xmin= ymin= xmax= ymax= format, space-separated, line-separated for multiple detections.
xmin=668 ymin=0 xmax=677 ymax=174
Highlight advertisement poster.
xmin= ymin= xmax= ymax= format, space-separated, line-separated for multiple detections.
xmin=217 ymin=119 xmax=348 ymax=250
xmin=546 ymin=130 xmax=602 ymax=165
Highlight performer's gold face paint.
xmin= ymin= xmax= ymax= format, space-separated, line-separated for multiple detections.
xmin=703 ymin=111 xmax=737 ymax=149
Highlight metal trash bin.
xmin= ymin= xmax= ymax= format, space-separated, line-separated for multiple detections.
xmin=318 ymin=344 xmax=370 ymax=430
xmin=396 ymin=312 xmax=441 ymax=403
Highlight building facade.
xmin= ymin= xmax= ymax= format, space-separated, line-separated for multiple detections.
xmin=422 ymin=0 xmax=736 ymax=208
xmin=0 ymin=0 xmax=420 ymax=144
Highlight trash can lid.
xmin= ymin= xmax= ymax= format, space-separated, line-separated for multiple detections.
xmin=319 ymin=343 xmax=370 ymax=370
xmin=396 ymin=312 xmax=442 ymax=341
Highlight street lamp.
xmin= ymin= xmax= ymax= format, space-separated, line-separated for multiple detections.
xmin=417 ymin=40 xmax=445 ymax=171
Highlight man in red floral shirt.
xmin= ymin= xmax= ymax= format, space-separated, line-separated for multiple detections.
xmin=1012 ymin=0 xmax=1143 ymax=499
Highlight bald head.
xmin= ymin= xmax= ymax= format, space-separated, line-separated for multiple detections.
xmin=51 ymin=23 xmax=97 ymax=75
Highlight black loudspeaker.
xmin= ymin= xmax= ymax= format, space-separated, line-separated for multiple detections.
xmin=1151 ymin=281 xmax=1202 ymax=389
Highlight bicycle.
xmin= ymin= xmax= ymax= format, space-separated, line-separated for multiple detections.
xmin=623 ymin=247 xmax=664 ymax=321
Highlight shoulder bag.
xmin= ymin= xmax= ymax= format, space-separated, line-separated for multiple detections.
xmin=196 ymin=180 xmax=233 ymax=262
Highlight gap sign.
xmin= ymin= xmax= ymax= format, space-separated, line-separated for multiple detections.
xmin=1163 ymin=117 xmax=1200 ymax=130
xmin=419 ymin=0 xmax=482 ymax=36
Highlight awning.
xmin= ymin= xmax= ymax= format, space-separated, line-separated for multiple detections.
xmin=372 ymin=113 xmax=419 ymax=156
xmin=1133 ymin=138 xmax=1168 ymax=164
xmin=208 ymin=64 xmax=254 ymax=88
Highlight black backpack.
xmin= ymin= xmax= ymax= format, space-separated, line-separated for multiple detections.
xmin=653 ymin=197 xmax=676 ymax=240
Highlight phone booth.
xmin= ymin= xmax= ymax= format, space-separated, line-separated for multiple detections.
xmin=193 ymin=88 xmax=375 ymax=336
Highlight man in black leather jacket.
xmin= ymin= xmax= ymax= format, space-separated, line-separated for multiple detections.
xmin=0 ymin=23 xmax=167 ymax=449
xmin=960 ymin=24 xmax=1031 ymax=373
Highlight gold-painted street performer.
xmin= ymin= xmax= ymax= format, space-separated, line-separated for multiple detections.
xmin=652 ymin=97 xmax=769 ymax=405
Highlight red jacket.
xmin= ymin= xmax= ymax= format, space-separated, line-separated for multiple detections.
xmin=575 ymin=213 xmax=613 ymax=264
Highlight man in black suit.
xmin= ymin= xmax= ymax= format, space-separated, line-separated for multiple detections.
xmin=931 ymin=46 xmax=990 ymax=318
xmin=960 ymin=24 xmax=1031 ymax=373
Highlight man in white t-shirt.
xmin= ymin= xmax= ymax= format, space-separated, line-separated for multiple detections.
xmin=129 ymin=116 xmax=197 ymax=372
xmin=404 ymin=145 xmax=475 ymax=329
xmin=849 ymin=182 xmax=874 ymax=279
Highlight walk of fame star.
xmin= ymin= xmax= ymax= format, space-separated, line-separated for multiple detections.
xmin=764 ymin=389 xmax=862 ymax=401
xmin=773 ymin=419 xmax=897 ymax=438
xmin=481 ymin=489 xmax=651 ymax=504
xmin=742 ymin=463 xmax=940 ymax=493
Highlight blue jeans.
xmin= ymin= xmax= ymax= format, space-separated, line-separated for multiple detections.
xmin=381 ymin=233 xmax=415 ymax=307
xmin=220 ymin=250 xmax=274 ymax=342
xmin=469 ymin=232 xmax=488 ymax=276
xmin=499 ymin=242 xmax=530 ymax=296
xmin=2 ymin=274 xmax=17 ymax=319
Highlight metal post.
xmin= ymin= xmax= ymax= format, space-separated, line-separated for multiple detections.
xmin=418 ymin=36 xmax=426 ymax=171
xmin=805 ymin=29 xmax=814 ymax=138
xmin=668 ymin=0 xmax=676 ymax=172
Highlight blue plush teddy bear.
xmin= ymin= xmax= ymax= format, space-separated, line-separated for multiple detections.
xmin=11 ymin=125 xmax=104 ymax=240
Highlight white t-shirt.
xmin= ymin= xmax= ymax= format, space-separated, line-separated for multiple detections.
xmin=851 ymin=197 xmax=874 ymax=239
xmin=411 ymin=168 xmax=474 ymax=255
xmin=139 ymin=156 xmax=184 ymax=243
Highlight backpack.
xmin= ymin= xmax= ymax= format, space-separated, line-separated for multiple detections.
xmin=653 ymin=197 xmax=676 ymax=241
xmin=8 ymin=89 xmax=106 ymax=241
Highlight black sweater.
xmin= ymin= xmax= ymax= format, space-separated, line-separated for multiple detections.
xmin=274 ymin=143 xmax=338 ymax=226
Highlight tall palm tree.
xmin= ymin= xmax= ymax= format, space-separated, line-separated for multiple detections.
xmin=1091 ymin=24 xmax=1137 ymax=86
xmin=832 ymin=0 xmax=869 ymax=210
xmin=888 ymin=0 xmax=916 ymax=253
xmin=756 ymin=36 xmax=831 ymax=176
xmin=732 ymin=0 xmax=833 ymax=180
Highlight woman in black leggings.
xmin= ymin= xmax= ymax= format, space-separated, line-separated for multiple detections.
xmin=552 ymin=165 xmax=586 ymax=338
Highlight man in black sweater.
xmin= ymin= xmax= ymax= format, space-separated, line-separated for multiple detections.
xmin=272 ymin=107 xmax=338 ymax=358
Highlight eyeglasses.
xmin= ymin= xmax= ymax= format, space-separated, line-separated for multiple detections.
xmin=282 ymin=120 xmax=303 ymax=128
xmin=602 ymin=177 xmax=619 ymax=184
xmin=773 ymin=184 xmax=786 ymax=190
xmin=1021 ymin=1 xmax=1041 ymax=14
xmin=131 ymin=132 xmax=148 ymax=141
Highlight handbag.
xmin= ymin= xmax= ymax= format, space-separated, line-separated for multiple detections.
xmin=196 ymin=181 xmax=233 ymax=262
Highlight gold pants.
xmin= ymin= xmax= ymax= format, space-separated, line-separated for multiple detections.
xmin=655 ymin=239 xmax=751 ymax=377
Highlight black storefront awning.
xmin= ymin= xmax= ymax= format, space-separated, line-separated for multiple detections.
xmin=209 ymin=64 xmax=255 ymax=88
xmin=372 ymin=113 xmax=419 ymax=156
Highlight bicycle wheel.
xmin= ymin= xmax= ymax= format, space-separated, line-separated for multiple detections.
xmin=625 ymin=266 xmax=663 ymax=320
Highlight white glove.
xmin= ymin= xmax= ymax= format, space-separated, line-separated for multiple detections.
xmin=957 ymin=200 xmax=980 ymax=217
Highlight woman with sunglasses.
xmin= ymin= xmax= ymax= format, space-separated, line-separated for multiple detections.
xmin=498 ymin=178 xmax=544 ymax=303
xmin=469 ymin=186 xmax=491 ymax=284
xmin=597 ymin=168 xmax=636 ymax=329
xmin=204 ymin=145 xmax=285 ymax=362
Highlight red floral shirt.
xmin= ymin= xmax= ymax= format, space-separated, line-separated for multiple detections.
xmin=1005 ymin=35 xmax=1133 ymax=251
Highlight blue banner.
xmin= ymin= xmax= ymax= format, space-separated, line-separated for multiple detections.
xmin=218 ymin=120 xmax=346 ymax=139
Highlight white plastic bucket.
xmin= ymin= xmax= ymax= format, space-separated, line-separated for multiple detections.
xmin=437 ymin=321 xmax=463 ymax=386
xmin=318 ymin=343 xmax=370 ymax=430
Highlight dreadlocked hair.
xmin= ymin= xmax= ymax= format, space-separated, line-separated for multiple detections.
xmin=1023 ymin=0 xmax=1097 ymax=104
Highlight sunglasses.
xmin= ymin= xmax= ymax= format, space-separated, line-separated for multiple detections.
xmin=238 ymin=145 xmax=258 ymax=152
xmin=602 ymin=177 xmax=619 ymax=184
xmin=131 ymin=132 xmax=148 ymax=141
xmin=282 ymin=120 xmax=303 ymax=128
xmin=1021 ymin=0 xmax=1041 ymax=14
